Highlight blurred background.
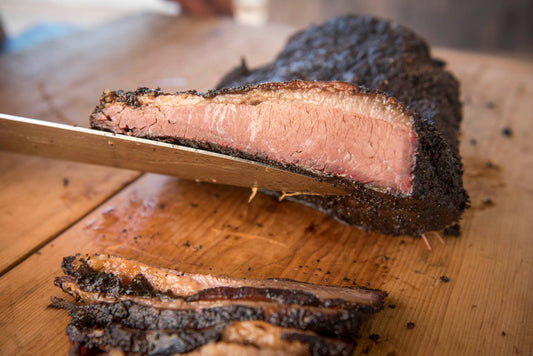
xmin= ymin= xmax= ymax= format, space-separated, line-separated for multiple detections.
xmin=1 ymin=0 xmax=532 ymax=58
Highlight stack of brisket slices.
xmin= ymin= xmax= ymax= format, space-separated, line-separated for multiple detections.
xmin=52 ymin=254 xmax=386 ymax=355
xmin=90 ymin=15 xmax=469 ymax=236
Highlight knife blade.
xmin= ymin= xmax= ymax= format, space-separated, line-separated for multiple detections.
xmin=0 ymin=113 xmax=346 ymax=195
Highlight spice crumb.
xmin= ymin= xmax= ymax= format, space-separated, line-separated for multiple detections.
xmin=440 ymin=275 xmax=450 ymax=283
xmin=183 ymin=240 xmax=191 ymax=247
xmin=63 ymin=178 xmax=70 ymax=187
xmin=501 ymin=331 xmax=506 ymax=336
xmin=501 ymin=127 xmax=513 ymax=137
xmin=388 ymin=304 xmax=396 ymax=309
xmin=407 ymin=322 xmax=415 ymax=329
xmin=369 ymin=333 xmax=380 ymax=342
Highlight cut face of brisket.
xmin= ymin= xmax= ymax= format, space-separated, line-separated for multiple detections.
xmin=52 ymin=254 xmax=385 ymax=355
xmin=90 ymin=15 xmax=468 ymax=236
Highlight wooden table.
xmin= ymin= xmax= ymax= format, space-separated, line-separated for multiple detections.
xmin=0 ymin=14 xmax=531 ymax=355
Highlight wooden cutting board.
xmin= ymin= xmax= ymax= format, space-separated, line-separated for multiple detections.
xmin=0 ymin=14 xmax=531 ymax=356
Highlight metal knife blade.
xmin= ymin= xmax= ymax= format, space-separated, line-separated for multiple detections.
xmin=0 ymin=113 xmax=346 ymax=195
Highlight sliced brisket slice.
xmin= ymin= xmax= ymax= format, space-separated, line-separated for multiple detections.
xmin=59 ymin=254 xmax=384 ymax=309
xmin=53 ymin=310 xmax=355 ymax=356
xmin=89 ymin=15 xmax=468 ymax=236
xmin=54 ymin=254 xmax=385 ymax=339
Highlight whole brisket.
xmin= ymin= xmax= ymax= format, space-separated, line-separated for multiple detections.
xmin=90 ymin=15 xmax=468 ymax=236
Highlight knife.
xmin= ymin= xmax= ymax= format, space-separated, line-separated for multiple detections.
xmin=0 ymin=113 xmax=345 ymax=195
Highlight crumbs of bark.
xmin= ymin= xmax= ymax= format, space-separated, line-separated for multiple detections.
xmin=501 ymin=127 xmax=513 ymax=137
xmin=482 ymin=198 xmax=495 ymax=206
xmin=304 ymin=223 xmax=318 ymax=233
xmin=369 ymin=333 xmax=380 ymax=342
xmin=407 ymin=322 xmax=415 ymax=329
xmin=440 ymin=275 xmax=450 ymax=283
xmin=443 ymin=224 xmax=461 ymax=237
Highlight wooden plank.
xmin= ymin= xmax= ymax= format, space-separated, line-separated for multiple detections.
xmin=0 ymin=14 xmax=292 ymax=274
xmin=1 ymin=15 xmax=532 ymax=356
xmin=0 ymin=152 xmax=139 ymax=273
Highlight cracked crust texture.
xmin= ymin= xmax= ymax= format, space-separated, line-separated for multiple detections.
xmin=90 ymin=15 xmax=468 ymax=236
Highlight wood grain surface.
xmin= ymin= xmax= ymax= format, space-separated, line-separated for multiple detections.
xmin=0 ymin=14 xmax=532 ymax=356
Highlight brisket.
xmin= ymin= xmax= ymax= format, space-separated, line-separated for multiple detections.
xmin=90 ymin=15 xmax=468 ymax=236
xmin=52 ymin=254 xmax=385 ymax=355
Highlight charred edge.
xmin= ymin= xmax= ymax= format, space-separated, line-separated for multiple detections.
xmin=66 ymin=322 xmax=223 ymax=355
xmin=186 ymin=286 xmax=322 ymax=306
xmin=91 ymin=80 xmax=416 ymax=128
xmin=53 ymin=299 xmax=378 ymax=339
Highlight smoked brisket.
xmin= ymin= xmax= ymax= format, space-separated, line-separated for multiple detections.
xmin=90 ymin=15 xmax=468 ymax=236
xmin=52 ymin=254 xmax=385 ymax=355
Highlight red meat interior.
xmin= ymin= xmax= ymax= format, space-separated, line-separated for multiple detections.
xmin=94 ymin=91 xmax=416 ymax=194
